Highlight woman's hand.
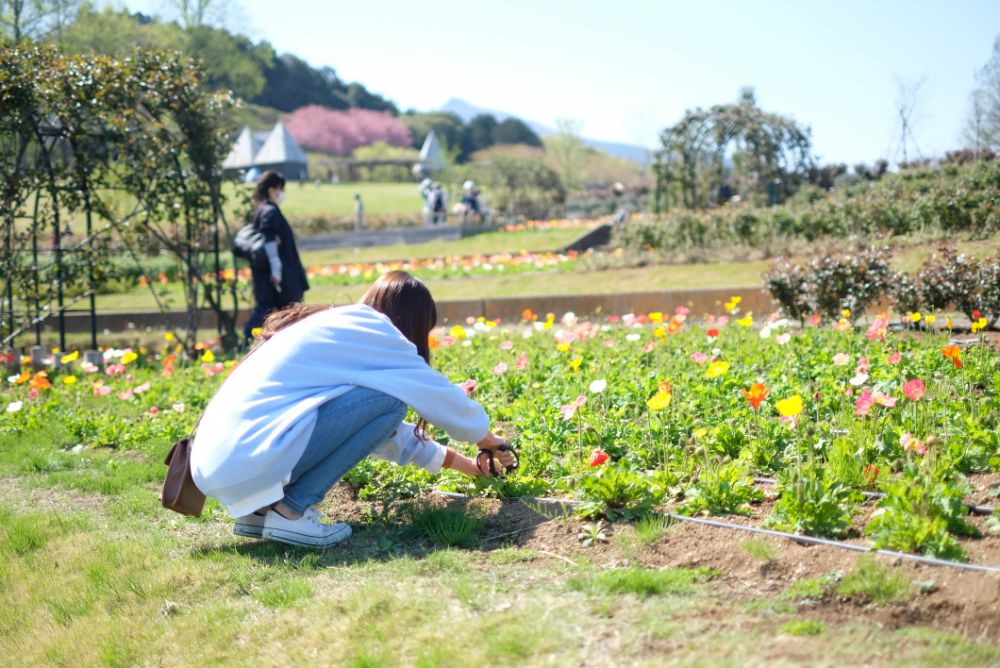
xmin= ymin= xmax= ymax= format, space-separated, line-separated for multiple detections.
xmin=476 ymin=431 xmax=516 ymax=469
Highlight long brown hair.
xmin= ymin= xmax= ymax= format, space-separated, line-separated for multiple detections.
xmin=259 ymin=271 xmax=438 ymax=363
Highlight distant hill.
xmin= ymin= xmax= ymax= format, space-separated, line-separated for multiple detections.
xmin=441 ymin=97 xmax=653 ymax=165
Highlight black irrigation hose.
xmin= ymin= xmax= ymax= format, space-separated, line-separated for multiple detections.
xmin=752 ymin=476 xmax=997 ymax=516
xmin=430 ymin=490 xmax=1000 ymax=575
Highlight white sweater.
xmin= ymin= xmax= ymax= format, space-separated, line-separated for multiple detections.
xmin=190 ymin=304 xmax=489 ymax=517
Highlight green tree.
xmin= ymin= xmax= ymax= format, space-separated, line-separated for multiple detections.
xmin=544 ymin=119 xmax=588 ymax=191
xmin=465 ymin=113 xmax=498 ymax=155
xmin=184 ymin=24 xmax=273 ymax=99
xmin=400 ymin=111 xmax=466 ymax=154
xmin=492 ymin=117 xmax=542 ymax=147
xmin=965 ymin=35 xmax=1000 ymax=153
xmin=1 ymin=0 xmax=80 ymax=43
xmin=60 ymin=6 xmax=173 ymax=55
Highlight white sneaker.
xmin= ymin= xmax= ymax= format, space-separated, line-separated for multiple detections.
xmin=261 ymin=507 xmax=351 ymax=548
xmin=234 ymin=512 xmax=267 ymax=538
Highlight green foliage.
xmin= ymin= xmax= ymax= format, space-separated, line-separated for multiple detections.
xmin=765 ymin=461 xmax=859 ymax=538
xmin=780 ymin=571 xmax=843 ymax=602
xmin=405 ymin=504 xmax=486 ymax=548
xmin=253 ymin=578 xmax=313 ymax=608
xmin=865 ymin=464 xmax=979 ymax=561
xmin=740 ymin=538 xmax=775 ymax=562
xmin=465 ymin=156 xmax=566 ymax=219
xmin=569 ymin=566 xmax=717 ymax=598
xmin=577 ymin=466 xmax=664 ymax=521
xmin=680 ymin=460 xmax=763 ymax=516
xmin=836 ymin=556 xmax=911 ymax=605
xmin=655 ymin=91 xmax=813 ymax=210
xmin=764 ymin=248 xmax=895 ymax=320
xmin=780 ymin=619 xmax=825 ymax=636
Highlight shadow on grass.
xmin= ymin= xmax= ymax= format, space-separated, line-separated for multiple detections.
xmin=188 ymin=496 xmax=559 ymax=569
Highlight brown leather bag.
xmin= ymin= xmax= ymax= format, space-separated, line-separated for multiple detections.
xmin=161 ymin=435 xmax=206 ymax=517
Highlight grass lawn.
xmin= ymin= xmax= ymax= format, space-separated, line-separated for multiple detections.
xmin=2 ymin=431 xmax=998 ymax=666
xmin=222 ymin=181 xmax=423 ymax=222
xmin=297 ymin=226 xmax=592 ymax=265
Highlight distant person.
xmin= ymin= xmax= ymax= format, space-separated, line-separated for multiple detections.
xmin=353 ymin=192 xmax=365 ymax=231
xmin=243 ymin=170 xmax=309 ymax=345
xmin=430 ymin=181 xmax=448 ymax=225
xmin=419 ymin=178 xmax=433 ymax=226
xmin=460 ymin=180 xmax=480 ymax=224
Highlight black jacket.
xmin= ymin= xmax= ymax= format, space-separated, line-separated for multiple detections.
xmin=252 ymin=202 xmax=309 ymax=304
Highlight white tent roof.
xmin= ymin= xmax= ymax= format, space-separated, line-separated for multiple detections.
xmin=222 ymin=126 xmax=261 ymax=170
xmin=419 ymin=129 xmax=445 ymax=171
xmin=253 ymin=120 xmax=307 ymax=166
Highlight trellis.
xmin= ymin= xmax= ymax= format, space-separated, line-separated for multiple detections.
xmin=0 ymin=45 xmax=242 ymax=360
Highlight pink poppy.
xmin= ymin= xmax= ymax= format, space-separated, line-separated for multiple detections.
xmin=515 ymin=353 xmax=528 ymax=370
xmin=690 ymin=351 xmax=708 ymax=364
xmin=675 ymin=306 xmax=691 ymax=316
xmin=602 ymin=339 xmax=615 ymax=348
xmin=461 ymin=379 xmax=478 ymax=396
xmin=832 ymin=353 xmax=849 ymax=366
xmin=499 ymin=341 xmax=513 ymax=351
xmin=886 ymin=352 xmax=902 ymax=365
xmin=902 ymin=379 xmax=926 ymax=401
xmin=643 ymin=341 xmax=655 ymax=353
xmin=492 ymin=362 xmax=509 ymax=376
xmin=559 ymin=395 xmax=587 ymax=421
xmin=854 ymin=389 xmax=875 ymax=416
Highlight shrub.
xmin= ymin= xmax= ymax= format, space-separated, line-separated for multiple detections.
xmin=764 ymin=248 xmax=893 ymax=320
xmin=679 ymin=460 xmax=763 ymax=516
xmin=577 ymin=466 xmax=664 ymax=521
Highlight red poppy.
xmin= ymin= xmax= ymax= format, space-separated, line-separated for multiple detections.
xmin=706 ymin=328 xmax=719 ymax=338
xmin=589 ymin=449 xmax=609 ymax=467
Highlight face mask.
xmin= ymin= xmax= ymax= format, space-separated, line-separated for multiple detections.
xmin=275 ymin=190 xmax=286 ymax=205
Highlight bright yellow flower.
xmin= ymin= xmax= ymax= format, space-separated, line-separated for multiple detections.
xmin=646 ymin=390 xmax=671 ymax=410
xmin=200 ymin=349 xmax=215 ymax=363
xmin=556 ymin=342 xmax=571 ymax=352
xmin=909 ymin=312 xmax=922 ymax=323
xmin=60 ymin=351 xmax=79 ymax=364
xmin=653 ymin=326 xmax=665 ymax=339
xmin=776 ymin=395 xmax=803 ymax=417
xmin=649 ymin=312 xmax=663 ymax=324
xmin=62 ymin=375 xmax=77 ymax=385
xmin=971 ymin=317 xmax=988 ymax=334
xmin=946 ymin=317 xmax=953 ymax=331
xmin=568 ymin=356 xmax=582 ymax=371
xmin=693 ymin=428 xmax=708 ymax=439
xmin=925 ymin=314 xmax=936 ymax=324
xmin=251 ymin=327 xmax=263 ymax=338
xmin=449 ymin=325 xmax=466 ymax=339
xmin=736 ymin=313 xmax=753 ymax=328
xmin=706 ymin=360 xmax=730 ymax=378
xmin=842 ymin=309 xmax=851 ymax=319
xmin=121 ymin=351 xmax=138 ymax=365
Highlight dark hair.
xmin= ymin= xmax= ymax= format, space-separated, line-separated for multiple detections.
xmin=252 ymin=170 xmax=286 ymax=205
xmin=359 ymin=271 xmax=437 ymax=364
xmin=259 ymin=271 xmax=437 ymax=364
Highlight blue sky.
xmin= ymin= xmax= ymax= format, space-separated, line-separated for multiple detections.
xmin=116 ymin=0 xmax=998 ymax=164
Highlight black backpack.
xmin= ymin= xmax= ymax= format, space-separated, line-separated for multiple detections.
xmin=231 ymin=213 xmax=266 ymax=267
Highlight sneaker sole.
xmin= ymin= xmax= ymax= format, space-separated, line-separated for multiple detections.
xmin=233 ymin=524 xmax=264 ymax=538
xmin=262 ymin=525 xmax=352 ymax=548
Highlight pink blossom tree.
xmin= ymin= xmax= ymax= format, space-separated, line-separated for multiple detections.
xmin=284 ymin=105 xmax=412 ymax=155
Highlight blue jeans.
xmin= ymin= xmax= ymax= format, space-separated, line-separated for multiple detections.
xmin=280 ymin=387 xmax=406 ymax=515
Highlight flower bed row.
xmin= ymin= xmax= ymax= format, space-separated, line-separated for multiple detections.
xmin=4 ymin=301 xmax=999 ymax=561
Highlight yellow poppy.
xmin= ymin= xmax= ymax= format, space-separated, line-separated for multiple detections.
xmin=776 ymin=395 xmax=803 ymax=417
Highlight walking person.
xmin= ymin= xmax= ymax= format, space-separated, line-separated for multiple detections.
xmin=191 ymin=271 xmax=516 ymax=548
xmin=353 ymin=192 xmax=365 ymax=231
xmin=243 ymin=170 xmax=309 ymax=345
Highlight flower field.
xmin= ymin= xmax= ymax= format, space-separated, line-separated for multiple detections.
xmin=5 ymin=301 xmax=999 ymax=565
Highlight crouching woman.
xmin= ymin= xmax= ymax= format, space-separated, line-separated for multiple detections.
xmin=190 ymin=271 xmax=513 ymax=548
